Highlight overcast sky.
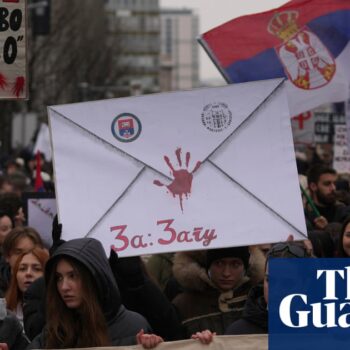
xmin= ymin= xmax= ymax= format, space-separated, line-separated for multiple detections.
xmin=159 ymin=0 xmax=287 ymax=81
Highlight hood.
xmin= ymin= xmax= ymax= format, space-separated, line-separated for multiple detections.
xmin=173 ymin=250 xmax=214 ymax=292
xmin=247 ymin=245 xmax=268 ymax=285
xmin=45 ymin=238 xmax=121 ymax=322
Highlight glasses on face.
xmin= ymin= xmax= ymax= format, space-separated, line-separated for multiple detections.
xmin=267 ymin=242 xmax=310 ymax=259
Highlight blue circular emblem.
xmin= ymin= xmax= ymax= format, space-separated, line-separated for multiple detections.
xmin=111 ymin=113 xmax=142 ymax=142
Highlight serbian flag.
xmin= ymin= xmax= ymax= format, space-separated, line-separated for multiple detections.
xmin=199 ymin=0 xmax=350 ymax=115
xmin=34 ymin=151 xmax=45 ymax=192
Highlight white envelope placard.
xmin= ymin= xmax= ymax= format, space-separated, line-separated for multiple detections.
xmin=48 ymin=79 xmax=307 ymax=256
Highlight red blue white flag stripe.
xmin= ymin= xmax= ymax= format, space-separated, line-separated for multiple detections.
xmin=199 ymin=0 xmax=350 ymax=115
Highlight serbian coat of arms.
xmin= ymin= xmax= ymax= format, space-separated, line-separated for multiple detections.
xmin=268 ymin=10 xmax=336 ymax=90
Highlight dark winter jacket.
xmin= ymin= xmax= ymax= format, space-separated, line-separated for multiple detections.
xmin=109 ymin=252 xmax=182 ymax=341
xmin=0 ymin=312 xmax=29 ymax=350
xmin=225 ymin=285 xmax=267 ymax=335
xmin=28 ymin=238 xmax=151 ymax=349
xmin=172 ymin=250 xmax=252 ymax=338
xmin=23 ymin=277 xmax=45 ymax=341
xmin=146 ymin=253 xmax=175 ymax=291
xmin=0 ymin=255 xmax=10 ymax=296
xmin=305 ymin=201 xmax=350 ymax=230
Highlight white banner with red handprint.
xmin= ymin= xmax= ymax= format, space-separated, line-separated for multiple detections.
xmin=63 ymin=335 xmax=267 ymax=350
xmin=0 ymin=0 xmax=27 ymax=99
xmin=48 ymin=79 xmax=307 ymax=256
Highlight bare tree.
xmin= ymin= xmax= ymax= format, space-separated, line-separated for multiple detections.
xmin=0 ymin=0 xmax=126 ymax=153
xmin=29 ymin=0 xmax=125 ymax=113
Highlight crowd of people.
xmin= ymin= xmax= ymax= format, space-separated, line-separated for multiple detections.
xmin=0 ymin=144 xmax=350 ymax=349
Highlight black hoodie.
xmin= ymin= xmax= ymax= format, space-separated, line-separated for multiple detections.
xmin=28 ymin=238 xmax=151 ymax=349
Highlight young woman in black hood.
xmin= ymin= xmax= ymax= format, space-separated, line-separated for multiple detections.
xmin=28 ymin=238 xmax=162 ymax=349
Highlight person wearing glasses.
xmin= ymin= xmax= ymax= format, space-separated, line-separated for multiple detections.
xmin=224 ymin=241 xmax=311 ymax=335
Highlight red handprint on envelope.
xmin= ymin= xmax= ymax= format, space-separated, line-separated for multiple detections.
xmin=153 ymin=148 xmax=201 ymax=212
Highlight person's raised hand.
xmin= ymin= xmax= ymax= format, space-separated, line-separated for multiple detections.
xmin=50 ymin=214 xmax=65 ymax=255
xmin=136 ymin=329 xmax=164 ymax=349
xmin=52 ymin=214 xmax=62 ymax=242
xmin=191 ymin=330 xmax=216 ymax=345
xmin=0 ymin=343 xmax=8 ymax=350
xmin=313 ymin=216 xmax=328 ymax=230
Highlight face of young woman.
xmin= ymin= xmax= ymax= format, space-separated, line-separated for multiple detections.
xmin=7 ymin=237 xmax=36 ymax=270
xmin=343 ymin=222 xmax=350 ymax=257
xmin=208 ymin=257 xmax=244 ymax=292
xmin=16 ymin=253 xmax=44 ymax=293
xmin=56 ymin=259 xmax=83 ymax=309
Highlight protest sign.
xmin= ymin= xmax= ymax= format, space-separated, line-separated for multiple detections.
xmin=292 ymin=110 xmax=347 ymax=146
xmin=199 ymin=0 xmax=350 ymax=115
xmin=313 ymin=111 xmax=345 ymax=144
xmin=23 ymin=192 xmax=56 ymax=248
xmin=333 ymin=125 xmax=350 ymax=173
xmin=0 ymin=0 xmax=27 ymax=99
xmin=48 ymin=79 xmax=307 ymax=256
xmin=63 ymin=335 xmax=267 ymax=350
xmin=291 ymin=111 xmax=314 ymax=146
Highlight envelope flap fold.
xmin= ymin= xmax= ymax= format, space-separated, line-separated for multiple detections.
xmin=50 ymin=79 xmax=285 ymax=179
xmin=48 ymin=108 xmax=143 ymax=241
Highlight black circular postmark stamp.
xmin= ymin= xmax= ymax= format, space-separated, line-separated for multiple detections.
xmin=201 ymin=102 xmax=232 ymax=132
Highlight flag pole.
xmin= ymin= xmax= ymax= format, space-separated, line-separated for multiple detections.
xmin=300 ymin=185 xmax=320 ymax=217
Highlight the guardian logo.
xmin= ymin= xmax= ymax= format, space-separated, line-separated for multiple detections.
xmin=279 ymin=267 xmax=350 ymax=328
xmin=269 ymin=258 xmax=350 ymax=350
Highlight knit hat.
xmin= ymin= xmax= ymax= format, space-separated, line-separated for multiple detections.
xmin=206 ymin=246 xmax=250 ymax=270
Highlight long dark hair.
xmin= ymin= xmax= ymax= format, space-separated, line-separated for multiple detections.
xmin=338 ymin=216 xmax=350 ymax=257
xmin=45 ymin=256 xmax=110 ymax=348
